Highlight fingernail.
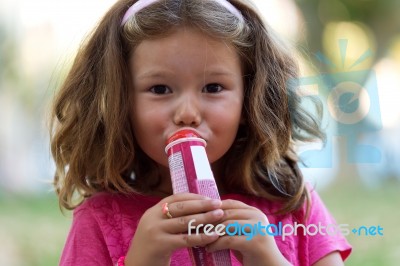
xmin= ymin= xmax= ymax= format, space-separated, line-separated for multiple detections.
xmin=211 ymin=199 xmax=222 ymax=207
xmin=209 ymin=232 xmax=219 ymax=238
xmin=212 ymin=209 xmax=223 ymax=217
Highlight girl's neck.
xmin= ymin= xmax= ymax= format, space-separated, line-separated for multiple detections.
xmin=151 ymin=167 xmax=173 ymax=197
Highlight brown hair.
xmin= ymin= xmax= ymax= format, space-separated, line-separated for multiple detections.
xmin=50 ymin=0 xmax=325 ymax=212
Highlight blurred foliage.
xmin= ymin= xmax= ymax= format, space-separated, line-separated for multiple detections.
xmin=296 ymin=0 xmax=400 ymax=69
xmin=0 ymin=23 xmax=32 ymax=109
xmin=0 ymin=194 xmax=70 ymax=265
xmin=295 ymin=0 xmax=400 ymax=182
xmin=321 ymin=179 xmax=400 ymax=266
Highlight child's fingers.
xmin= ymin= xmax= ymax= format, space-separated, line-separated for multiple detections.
xmin=219 ymin=208 xmax=256 ymax=221
xmin=219 ymin=199 xmax=269 ymax=224
xmin=165 ymin=208 xmax=225 ymax=234
xmin=205 ymin=232 xmax=266 ymax=253
xmin=205 ymin=235 xmax=243 ymax=253
xmin=221 ymin=209 xmax=269 ymax=224
xmin=220 ymin=199 xmax=255 ymax=210
xmin=170 ymin=232 xmax=220 ymax=249
xmin=160 ymin=192 xmax=210 ymax=205
xmin=205 ymin=231 xmax=280 ymax=265
xmin=166 ymin=199 xmax=222 ymax=218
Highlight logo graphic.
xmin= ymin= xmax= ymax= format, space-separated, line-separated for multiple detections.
xmin=188 ymin=219 xmax=384 ymax=241
xmin=296 ymin=39 xmax=382 ymax=167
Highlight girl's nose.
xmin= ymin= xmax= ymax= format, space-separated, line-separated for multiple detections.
xmin=173 ymin=95 xmax=201 ymax=126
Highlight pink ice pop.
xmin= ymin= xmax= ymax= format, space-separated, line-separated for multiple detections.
xmin=165 ymin=129 xmax=232 ymax=266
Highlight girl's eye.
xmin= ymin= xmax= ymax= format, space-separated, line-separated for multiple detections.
xmin=149 ymin=85 xmax=172 ymax=94
xmin=202 ymin=83 xmax=223 ymax=93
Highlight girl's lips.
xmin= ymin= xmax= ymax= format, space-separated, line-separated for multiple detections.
xmin=167 ymin=127 xmax=206 ymax=142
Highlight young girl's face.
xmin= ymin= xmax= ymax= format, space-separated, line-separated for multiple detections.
xmin=129 ymin=27 xmax=244 ymax=170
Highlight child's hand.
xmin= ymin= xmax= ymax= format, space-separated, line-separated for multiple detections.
xmin=124 ymin=193 xmax=224 ymax=266
xmin=205 ymin=199 xmax=292 ymax=266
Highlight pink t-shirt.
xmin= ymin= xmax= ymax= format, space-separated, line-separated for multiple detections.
xmin=60 ymin=187 xmax=351 ymax=265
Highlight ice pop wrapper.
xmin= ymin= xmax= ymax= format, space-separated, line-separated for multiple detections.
xmin=165 ymin=129 xmax=232 ymax=266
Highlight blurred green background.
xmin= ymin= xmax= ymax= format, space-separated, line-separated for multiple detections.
xmin=1 ymin=0 xmax=399 ymax=265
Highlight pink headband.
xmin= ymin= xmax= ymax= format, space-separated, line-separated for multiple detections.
xmin=121 ymin=0 xmax=243 ymax=26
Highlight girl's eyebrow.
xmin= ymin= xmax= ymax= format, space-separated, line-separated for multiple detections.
xmin=203 ymin=65 xmax=240 ymax=77
xmin=136 ymin=69 xmax=238 ymax=80
xmin=205 ymin=70 xmax=237 ymax=77
xmin=135 ymin=70 xmax=175 ymax=80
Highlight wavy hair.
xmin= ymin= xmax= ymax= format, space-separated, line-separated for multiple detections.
xmin=50 ymin=0 xmax=325 ymax=212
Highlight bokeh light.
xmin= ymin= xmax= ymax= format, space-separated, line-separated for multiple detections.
xmin=322 ymin=21 xmax=376 ymax=71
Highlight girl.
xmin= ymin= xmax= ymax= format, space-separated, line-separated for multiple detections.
xmin=51 ymin=0 xmax=352 ymax=265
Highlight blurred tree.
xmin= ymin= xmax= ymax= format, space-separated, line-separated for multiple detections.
xmin=295 ymin=0 xmax=400 ymax=183
xmin=296 ymin=0 xmax=400 ymax=67
xmin=0 ymin=24 xmax=17 ymax=88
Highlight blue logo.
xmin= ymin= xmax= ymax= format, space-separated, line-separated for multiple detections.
xmin=295 ymin=39 xmax=382 ymax=167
